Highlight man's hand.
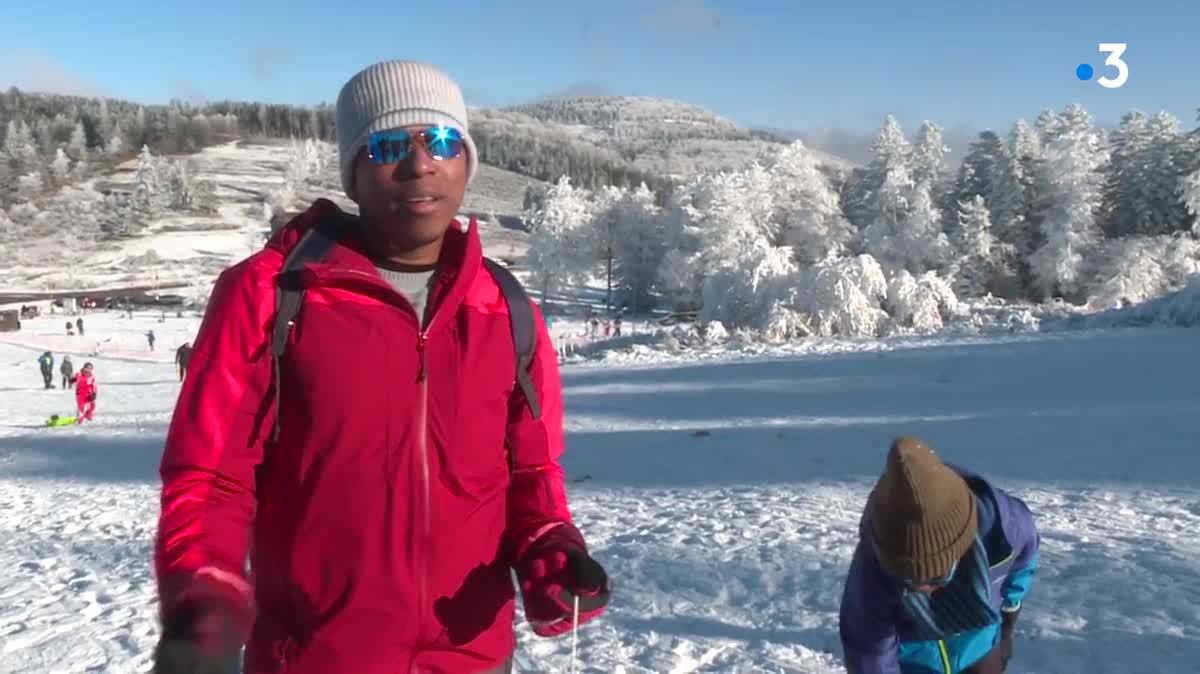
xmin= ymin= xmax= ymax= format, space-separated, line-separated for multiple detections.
xmin=516 ymin=529 xmax=611 ymax=637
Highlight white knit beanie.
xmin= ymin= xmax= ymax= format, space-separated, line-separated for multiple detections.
xmin=335 ymin=60 xmax=478 ymax=197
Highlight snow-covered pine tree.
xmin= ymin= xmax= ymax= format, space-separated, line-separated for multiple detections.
xmin=3 ymin=120 xmax=40 ymax=174
xmin=1102 ymin=111 xmax=1149 ymax=238
xmin=127 ymin=145 xmax=168 ymax=227
xmin=859 ymin=163 xmax=914 ymax=269
xmin=67 ymin=122 xmax=88 ymax=163
xmin=952 ymin=195 xmax=998 ymax=297
xmin=844 ymin=115 xmax=912 ymax=230
xmin=50 ymin=148 xmax=71 ymax=184
xmin=1029 ymin=104 xmax=1107 ymax=301
xmin=947 ymin=131 xmax=1005 ymax=229
xmin=1138 ymin=112 xmax=1191 ymax=235
xmin=910 ymin=121 xmax=950 ymax=205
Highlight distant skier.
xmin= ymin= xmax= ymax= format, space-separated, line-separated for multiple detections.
xmin=613 ymin=316 xmax=622 ymax=337
xmin=38 ymin=351 xmax=54 ymax=389
xmin=146 ymin=330 xmax=156 ymax=351
xmin=76 ymin=317 xmax=84 ymax=336
xmin=60 ymin=355 xmax=74 ymax=389
xmin=175 ymin=342 xmax=192 ymax=382
xmin=66 ymin=321 xmax=75 ymax=336
xmin=839 ymin=437 xmax=1040 ymax=674
xmin=71 ymin=362 xmax=97 ymax=423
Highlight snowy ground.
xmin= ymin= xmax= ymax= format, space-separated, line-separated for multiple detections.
xmin=1 ymin=312 xmax=1199 ymax=673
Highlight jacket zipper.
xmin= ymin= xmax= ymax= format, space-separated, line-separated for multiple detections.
xmin=416 ymin=331 xmax=431 ymax=630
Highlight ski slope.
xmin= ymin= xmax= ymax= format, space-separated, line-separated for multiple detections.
xmin=1 ymin=312 xmax=1199 ymax=673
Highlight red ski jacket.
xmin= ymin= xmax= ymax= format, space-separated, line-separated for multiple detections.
xmin=75 ymin=372 xmax=96 ymax=403
xmin=155 ymin=199 xmax=577 ymax=674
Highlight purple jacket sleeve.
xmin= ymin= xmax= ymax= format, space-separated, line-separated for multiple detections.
xmin=994 ymin=488 xmax=1040 ymax=610
xmin=839 ymin=539 xmax=903 ymax=674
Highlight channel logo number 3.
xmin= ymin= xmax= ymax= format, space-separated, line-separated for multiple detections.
xmin=1077 ymin=43 xmax=1129 ymax=88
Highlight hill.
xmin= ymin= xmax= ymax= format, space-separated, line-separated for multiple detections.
xmin=470 ymin=96 xmax=853 ymax=188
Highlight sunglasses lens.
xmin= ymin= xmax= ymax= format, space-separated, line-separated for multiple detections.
xmin=424 ymin=126 xmax=463 ymax=160
xmin=368 ymin=130 xmax=411 ymax=164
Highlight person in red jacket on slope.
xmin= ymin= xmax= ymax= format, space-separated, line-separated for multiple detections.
xmin=152 ymin=60 xmax=610 ymax=674
xmin=73 ymin=362 xmax=97 ymax=422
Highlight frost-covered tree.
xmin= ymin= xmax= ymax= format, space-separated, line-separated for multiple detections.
xmin=1029 ymin=104 xmax=1107 ymax=301
xmin=3 ymin=120 xmax=40 ymax=173
xmin=1182 ymin=166 xmax=1200 ymax=233
xmin=952 ymin=195 xmax=999 ymax=297
xmin=948 ymin=131 xmax=1006 ymax=224
xmin=859 ymin=163 xmax=913 ymax=266
xmin=164 ymin=159 xmax=218 ymax=213
xmin=584 ymin=184 xmax=626 ymax=311
xmin=793 ymin=254 xmax=890 ymax=337
xmin=885 ymin=269 xmax=964 ymax=333
xmin=771 ymin=141 xmax=854 ymax=264
xmin=700 ymin=234 xmax=801 ymax=337
xmin=525 ymin=175 xmax=597 ymax=303
xmin=656 ymin=166 xmax=778 ymax=310
xmin=910 ymin=121 xmax=949 ymax=203
xmin=67 ymin=122 xmax=88 ymax=162
xmin=127 ymin=145 xmax=169 ymax=226
xmin=844 ymin=115 xmax=912 ymax=229
xmin=50 ymin=148 xmax=71 ymax=184
xmin=607 ymin=182 xmax=665 ymax=313
xmin=1088 ymin=234 xmax=1200 ymax=307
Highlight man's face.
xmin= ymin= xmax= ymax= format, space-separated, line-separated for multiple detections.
xmin=350 ymin=125 xmax=469 ymax=256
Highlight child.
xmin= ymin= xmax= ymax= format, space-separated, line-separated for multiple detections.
xmin=72 ymin=362 xmax=98 ymax=423
xmin=839 ymin=437 xmax=1040 ymax=674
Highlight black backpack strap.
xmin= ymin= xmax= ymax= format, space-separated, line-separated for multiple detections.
xmin=269 ymin=213 xmax=352 ymax=441
xmin=482 ymin=257 xmax=541 ymax=420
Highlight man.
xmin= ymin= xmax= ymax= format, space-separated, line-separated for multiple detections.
xmin=839 ymin=437 xmax=1039 ymax=674
xmin=38 ymin=351 xmax=54 ymax=388
xmin=73 ymin=362 xmax=97 ymax=423
xmin=174 ymin=342 xmax=192 ymax=382
xmin=153 ymin=60 xmax=609 ymax=674
xmin=61 ymin=354 xmax=74 ymax=389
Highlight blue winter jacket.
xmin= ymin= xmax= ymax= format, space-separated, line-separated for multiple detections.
xmin=839 ymin=466 xmax=1040 ymax=674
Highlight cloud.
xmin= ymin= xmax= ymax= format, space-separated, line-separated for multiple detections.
xmin=643 ymin=0 xmax=723 ymax=32
xmin=240 ymin=45 xmax=292 ymax=81
xmin=169 ymin=79 xmax=210 ymax=105
xmin=0 ymin=50 xmax=107 ymax=98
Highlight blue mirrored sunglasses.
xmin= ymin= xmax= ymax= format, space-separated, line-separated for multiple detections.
xmin=366 ymin=126 xmax=464 ymax=164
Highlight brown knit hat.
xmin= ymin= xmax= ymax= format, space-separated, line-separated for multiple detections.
xmin=868 ymin=436 xmax=978 ymax=582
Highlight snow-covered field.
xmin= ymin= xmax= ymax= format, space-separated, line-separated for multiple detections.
xmin=1 ymin=311 xmax=1198 ymax=673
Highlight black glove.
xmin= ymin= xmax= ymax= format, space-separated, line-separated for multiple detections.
xmin=999 ymin=607 xmax=1020 ymax=667
xmin=153 ymin=598 xmax=244 ymax=674
xmin=153 ymin=570 xmax=252 ymax=674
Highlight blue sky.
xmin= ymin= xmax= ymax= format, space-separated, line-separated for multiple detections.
xmin=1 ymin=0 xmax=1196 ymax=138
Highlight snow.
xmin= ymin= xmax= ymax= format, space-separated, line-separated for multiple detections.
xmin=2 ymin=310 xmax=1199 ymax=673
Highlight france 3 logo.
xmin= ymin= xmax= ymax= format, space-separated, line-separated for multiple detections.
xmin=1075 ymin=43 xmax=1129 ymax=88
